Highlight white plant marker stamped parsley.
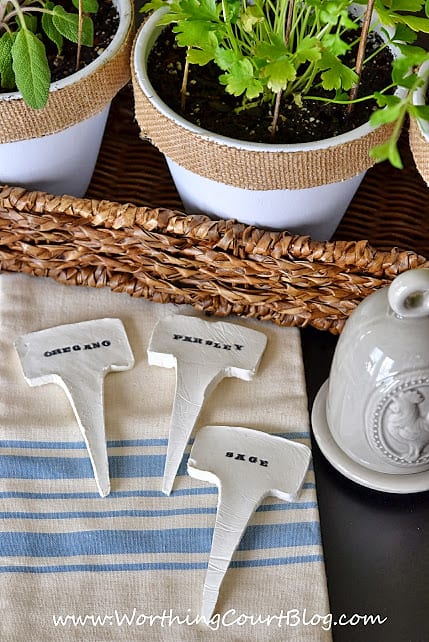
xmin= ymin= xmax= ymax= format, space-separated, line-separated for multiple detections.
xmin=147 ymin=315 xmax=267 ymax=495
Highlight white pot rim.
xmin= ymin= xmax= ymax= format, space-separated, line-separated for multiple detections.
xmin=134 ymin=7 xmax=394 ymax=154
xmin=1 ymin=0 xmax=132 ymax=103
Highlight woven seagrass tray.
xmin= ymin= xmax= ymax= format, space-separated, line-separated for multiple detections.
xmin=1 ymin=85 xmax=428 ymax=334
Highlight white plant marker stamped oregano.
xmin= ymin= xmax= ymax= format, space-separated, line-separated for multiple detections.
xmin=14 ymin=318 xmax=135 ymax=498
xmin=187 ymin=424 xmax=311 ymax=622
xmin=147 ymin=315 xmax=267 ymax=495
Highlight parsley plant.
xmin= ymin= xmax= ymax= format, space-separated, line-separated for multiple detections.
xmin=143 ymin=0 xmax=429 ymax=166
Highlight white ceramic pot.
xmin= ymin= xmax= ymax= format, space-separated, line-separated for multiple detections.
xmin=0 ymin=0 xmax=133 ymax=198
xmin=409 ymin=60 xmax=429 ymax=186
xmin=132 ymin=8 xmax=396 ymax=240
xmin=312 ymin=268 xmax=429 ymax=493
xmin=164 ymin=157 xmax=365 ymax=240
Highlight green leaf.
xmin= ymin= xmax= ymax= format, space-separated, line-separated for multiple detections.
xmin=187 ymin=47 xmax=215 ymax=65
xmin=393 ymin=22 xmax=417 ymax=43
xmin=319 ymin=1 xmax=346 ymax=26
xmin=395 ymin=70 xmax=420 ymax=90
xmin=72 ymin=0 xmax=99 ymax=13
xmin=294 ymin=36 xmax=322 ymax=64
xmin=219 ymin=58 xmax=263 ymax=99
xmin=255 ymin=40 xmax=288 ymax=62
xmin=52 ymin=5 xmax=94 ymax=46
xmin=254 ymin=36 xmax=298 ymax=92
xmin=321 ymin=32 xmax=349 ymax=57
xmin=370 ymin=93 xmax=407 ymax=132
xmin=396 ymin=14 xmax=429 ymax=32
xmin=193 ymin=0 xmax=220 ymax=20
xmin=173 ymin=20 xmax=221 ymax=49
xmin=177 ymin=27 xmax=218 ymax=65
xmin=293 ymin=92 xmax=303 ymax=108
xmin=409 ymin=104 xmax=429 ymax=120
xmin=22 ymin=14 xmax=38 ymax=33
xmin=319 ymin=52 xmax=358 ymax=91
xmin=374 ymin=0 xmax=396 ymax=27
xmin=11 ymin=29 xmax=50 ymax=109
xmin=395 ymin=43 xmax=429 ymax=65
xmin=141 ymin=0 xmax=165 ymax=13
xmin=374 ymin=92 xmax=403 ymax=108
xmin=239 ymin=5 xmax=264 ymax=33
xmin=370 ymin=102 xmax=403 ymax=127
xmin=260 ymin=58 xmax=296 ymax=92
xmin=170 ymin=0 xmax=220 ymax=22
xmin=392 ymin=47 xmax=429 ymax=86
xmin=391 ymin=0 xmax=424 ymax=11
xmin=0 ymin=32 xmax=16 ymax=90
xmin=42 ymin=5 xmax=64 ymax=54
xmin=214 ymin=46 xmax=236 ymax=71
xmin=370 ymin=140 xmax=403 ymax=168
xmin=337 ymin=11 xmax=359 ymax=31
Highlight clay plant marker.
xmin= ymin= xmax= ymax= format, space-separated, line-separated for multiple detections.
xmin=187 ymin=424 xmax=311 ymax=623
xmin=147 ymin=315 xmax=267 ymax=495
xmin=14 ymin=318 xmax=135 ymax=498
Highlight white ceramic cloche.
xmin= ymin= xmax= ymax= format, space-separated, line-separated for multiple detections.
xmin=312 ymin=268 xmax=429 ymax=492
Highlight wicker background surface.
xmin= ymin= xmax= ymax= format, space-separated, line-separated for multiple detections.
xmin=0 ymin=85 xmax=428 ymax=334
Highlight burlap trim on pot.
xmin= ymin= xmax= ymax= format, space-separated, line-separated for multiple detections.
xmin=0 ymin=2 xmax=134 ymax=144
xmin=131 ymin=23 xmax=394 ymax=192
xmin=409 ymin=117 xmax=429 ymax=186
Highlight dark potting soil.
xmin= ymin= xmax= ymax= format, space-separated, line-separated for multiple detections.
xmin=147 ymin=26 xmax=394 ymax=144
xmin=46 ymin=0 xmax=119 ymax=82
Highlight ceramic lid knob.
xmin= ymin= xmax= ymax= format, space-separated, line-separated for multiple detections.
xmin=388 ymin=268 xmax=429 ymax=318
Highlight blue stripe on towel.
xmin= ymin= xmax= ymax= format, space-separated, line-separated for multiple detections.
xmin=0 ymin=502 xmax=318 ymax=520
xmin=0 ymin=482 xmax=315 ymax=500
xmin=0 ymin=433 xmax=309 ymax=451
xmin=0 ymin=554 xmax=324 ymax=574
xmin=0 ymin=522 xmax=320 ymax=557
xmin=0 ymin=453 xmax=313 ymax=481
xmin=0 ymin=454 xmax=188 ymax=479
xmin=0 ymin=439 xmax=170 ymax=450
xmin=0 ymin=487 xmax=215 ymax=500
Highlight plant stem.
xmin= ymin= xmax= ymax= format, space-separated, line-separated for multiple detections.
xmin=76 ymin=0 xmax=83 ymax=70
xmin=221 ymin=0 xmax=238 ymax=54
xmin=271 ymin=89 xmax=282 ymax=140
xmin=0 ymin=0 xmax=7 ymax=25
xmin=181 ymin=55 xmax=189 ymax=111
xmin=2 ymin=5 xmax=47 ymax=22
xmin=304 ymin=83 xmax=396 ymax=104
xmin=347 ymin=0 xmax=375 ymax=112
xmin=4 ymin=0 xmax=28 ymax=28
xmin=285 ymin=0 xmax=294 ymax=45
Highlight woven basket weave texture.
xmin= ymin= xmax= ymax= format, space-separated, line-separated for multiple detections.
xmin=0 ymin=87 xmax=428 ymax=334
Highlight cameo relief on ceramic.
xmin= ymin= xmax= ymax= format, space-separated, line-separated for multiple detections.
xmin=366 ymin=371 xmax=429 ymax=469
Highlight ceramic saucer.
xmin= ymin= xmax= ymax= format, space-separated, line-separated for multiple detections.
xmin=311 ymin=380 xmax=429 ymax=494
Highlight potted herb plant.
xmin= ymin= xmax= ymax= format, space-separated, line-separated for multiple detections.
xmin=0 ymin=0 xmax=133 ymax=197
xmin=409 ymin=59 xmax=429 ymax=185
xmin=132 ymin=0 xmax=429 ymax=239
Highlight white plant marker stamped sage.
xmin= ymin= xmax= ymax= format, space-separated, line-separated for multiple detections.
xmin=187 ymin=424 xmax=311 ymax=622
xmin=14 ymin=318 xmax=135 ymax=497
xmin=147 ymin=315 xmax=267 ymax=495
